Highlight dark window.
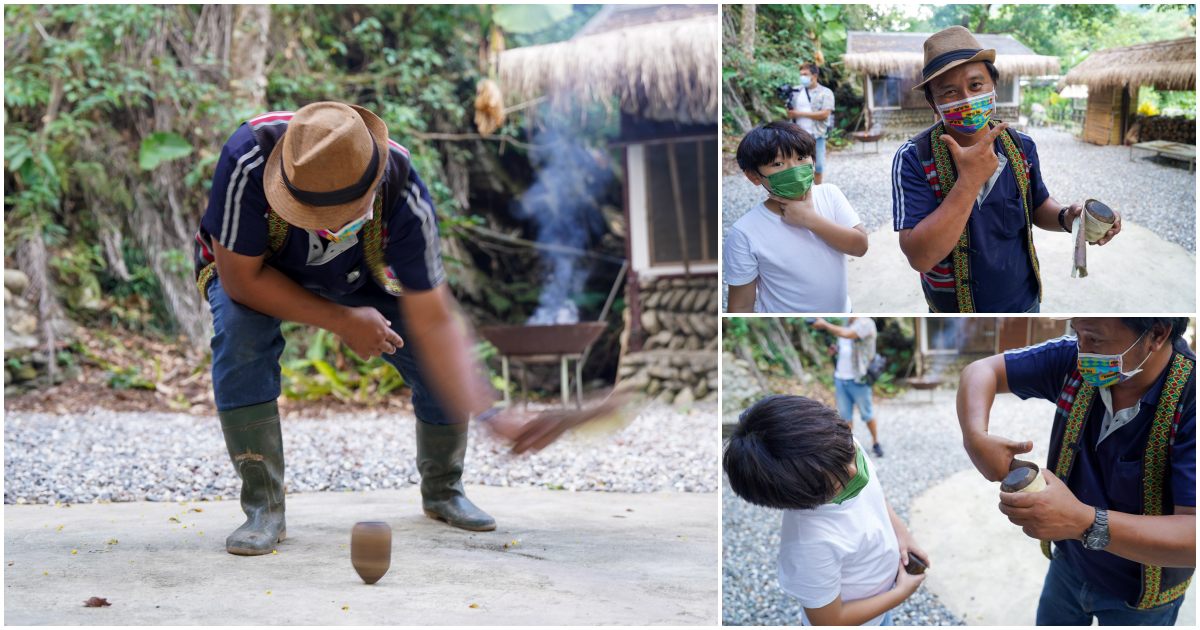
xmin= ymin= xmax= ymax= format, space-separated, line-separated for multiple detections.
xmin=872 ymin=76 xmax=902 ymax=108
xmin=644 ymin=138 xmax=719 ymax=267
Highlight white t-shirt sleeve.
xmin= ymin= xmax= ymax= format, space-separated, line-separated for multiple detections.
xmin=824 ymin=184 xmax=862 ymax=229
xmin=852 ymin=318 xmax=876 ymax=340
xmin=779 ymin=537 xmax=842 ymax=609
xmin=723 ymin=226 xmax=759 ymax=286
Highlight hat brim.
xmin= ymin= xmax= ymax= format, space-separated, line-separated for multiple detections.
xmin=263 ymin=104 xmax=389 ymax=231
xmin=911 ymin=49 xmax=997 ymax=91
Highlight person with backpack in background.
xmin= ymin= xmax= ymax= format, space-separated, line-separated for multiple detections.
xmin=814 ymin=317 xmax=884 ymax=457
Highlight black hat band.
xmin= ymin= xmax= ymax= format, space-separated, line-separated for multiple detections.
xmin=281 ymin=141 xmax=379 ymax=207
xmin=922 ymin=48 xmax=984 ymax=80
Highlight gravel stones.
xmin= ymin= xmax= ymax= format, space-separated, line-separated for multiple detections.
xmin=5 ymin=401 xmax=718 ymax=506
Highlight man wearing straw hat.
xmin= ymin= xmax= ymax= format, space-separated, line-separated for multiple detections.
xmin=890 ymin=26 xmax=1122 ymax=313
xmin=192 ymin=102 xmax=585 ymax=556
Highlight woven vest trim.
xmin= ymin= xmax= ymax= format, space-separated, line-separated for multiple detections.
xmin=1041 ymin=353 xmax=1194 ymax=609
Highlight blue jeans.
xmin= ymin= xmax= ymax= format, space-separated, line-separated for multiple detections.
xmin=1036 ymin=552 xmax=1185 ymax=625
xmin=880 ymin=610 xmax=893 ymax=625
xmin=206 ymin=276 xmax=450 ymax=424
xmin=835 ymin=377 xmax=874 ymax=422
xmin=814 ymin=136 xmax=827 ymax=174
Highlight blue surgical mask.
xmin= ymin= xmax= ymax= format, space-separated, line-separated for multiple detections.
xmin=799 ymin=76 xmax=812 ymax=87
xmin=1077 ymin=332 xmax=1150 ymax=388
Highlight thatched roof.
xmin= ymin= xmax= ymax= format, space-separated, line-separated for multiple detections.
xmin=843 ymin=31 xmax=1060 ymax=78
xmin=499 ymin=5 xmax=718 ymax=124
xmin=1061 ymin=37 xmax=1195 ymax=91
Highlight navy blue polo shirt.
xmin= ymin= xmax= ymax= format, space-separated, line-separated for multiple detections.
xmin=1004 ymin=335 xmax=1196 ymax=601
xmin=891 ymin=130 xmax=1051 ymax=312
xmin=199 ymin=113 xmax=445 ymax=298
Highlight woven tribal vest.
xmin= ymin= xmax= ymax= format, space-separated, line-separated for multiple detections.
xmin=912 ymin=121 xmax=1042 ymax=313
xmin=1041 ymin=352 xmax=1195 ymax=609
xmin=193 ymin=112 xmax=406 ymax=301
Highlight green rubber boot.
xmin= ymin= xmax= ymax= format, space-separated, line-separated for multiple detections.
xmin=416 ymin=422 xmax=496 ymax=531
xmin=219 ymin=400 xmax=287 ymax=555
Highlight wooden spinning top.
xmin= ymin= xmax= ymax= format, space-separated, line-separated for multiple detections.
xmin=351 ymin=521 xmax=392 ymax=584
xmin=1001 ymin=460 xmax=1046 ymax=493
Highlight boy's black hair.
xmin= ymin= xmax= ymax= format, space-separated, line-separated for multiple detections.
xmin=800 ymin=62 xmax=820 ymax=77
xmin=1119 ymin=317 xmax=1189 ymax=343
xmin=923 ymin=60 xmax=1000 ymax=108
xmin=723 ymin=395 xmax=856 ymax=510
xmin=735 ymin=121 xmax=816 ymax=174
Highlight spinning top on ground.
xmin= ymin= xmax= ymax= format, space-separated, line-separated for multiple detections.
xmin=1082 ymin=199 xmax=1117 ymax=243
xmin=1001 ymin=460 xmax=1046 ymax=493
xmin=351 ymin=522 xmax=391 ymax=584
xmin=904 ymin=552 xmax=927 ymax=575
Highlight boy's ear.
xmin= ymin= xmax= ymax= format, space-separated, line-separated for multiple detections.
xmin=743 ymin=169 xmax=764 ymax=186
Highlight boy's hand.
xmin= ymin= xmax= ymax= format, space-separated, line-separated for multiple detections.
xmin=897 ymin=532 xmax=931 ymax=571
xmin=894 ymin=558 xmax=926 ymax=596
xmin=336 ymin=306 xmax=405 ymax=359
xmin=768 ymin=192 xmax=819 ymax=229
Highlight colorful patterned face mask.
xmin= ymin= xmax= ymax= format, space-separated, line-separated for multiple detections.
xmin=762 ymin=164 xmax=814 ymax=200
xmin=317 ymin=208 xmax=372 ymax=243
xmin=1077 ymin=332 xmax=1150 ymax=388
xmin=937 ymin=90 xmax=995 ymax=134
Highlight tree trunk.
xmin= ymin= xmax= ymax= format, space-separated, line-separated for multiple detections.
xmin=723 ymin=78 xmax=752 ymax=133
xmin=740 ymin=4 xmax=756 ymax=61
xmin=229 ymin=5 xmax=271 ymax=111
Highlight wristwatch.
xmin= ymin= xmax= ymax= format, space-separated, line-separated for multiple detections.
xmin=1057 ymin=206 xmax=1071 ymax=232
xmin=1082 ymin=507 xmax=1110 ymax=550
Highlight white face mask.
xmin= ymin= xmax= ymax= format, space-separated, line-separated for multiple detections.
xmin=799 ymin=76 xmax=812 ymax=87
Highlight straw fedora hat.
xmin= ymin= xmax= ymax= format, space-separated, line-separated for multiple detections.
xmin=911 ymin=26 xmax=996 ymax=91
xmin=264 ymin=101 xmax=389 ymax=231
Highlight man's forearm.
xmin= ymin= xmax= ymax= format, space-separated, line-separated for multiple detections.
xmin=957 ymin=359 xmax=999 ymax=442
xmin=899 ymin=181 xmax=981 ymax=272
xmin=400 ymin=292 xmax=495 ymax=423
xmin=222 ymin=265 xmax=347 ymax=333
xmin=1032 ymin=197 xmax=1067 ymax=232
xmin=1104 ymin=511 xmax=1196 ymax=568
xmin=806 ymin=216 xmax=868 ymax=257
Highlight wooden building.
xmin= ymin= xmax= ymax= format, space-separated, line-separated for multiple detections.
xmin=1061 ymin=37 xmax=1196 ymax=146
xmin=499 ymin=4 xmax=719 ymax=404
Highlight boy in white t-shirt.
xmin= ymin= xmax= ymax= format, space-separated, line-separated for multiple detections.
xmin=725 ymin=122 xmax=867 ymax=313
xmin=724 ymin=395 xmax=928 ymax=625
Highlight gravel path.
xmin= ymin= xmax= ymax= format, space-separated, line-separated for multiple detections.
xmin=721 ymin=388 xmax=1054 ymax=626
xmin=4 ymin=402 xmax=718 ymax=505
xmin=722 ymin=126 xmax=1197 ymax=308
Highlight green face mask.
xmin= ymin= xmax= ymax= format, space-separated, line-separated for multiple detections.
xmin=829 ymin=445 xmax=869 ymax=505
xmin=762 ymin=164 xmax=814 ymax=200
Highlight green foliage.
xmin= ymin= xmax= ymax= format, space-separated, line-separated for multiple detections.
xmin=138 ymin=132 xmax=193 ymax=171
xmin=1138 ymin=86 xmax=1197 ymax=119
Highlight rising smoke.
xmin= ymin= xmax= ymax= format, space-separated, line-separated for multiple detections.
xmin=513 ymin=123 xmax=613 ymax=325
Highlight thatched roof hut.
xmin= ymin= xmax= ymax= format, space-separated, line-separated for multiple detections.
xmin=843 ymin=31 xmax=1060 ymax=78
xmin=499 ymin=4 xmax=718 ymax=124
xmin=1061 ymin=37 xmax=1196 ymax=91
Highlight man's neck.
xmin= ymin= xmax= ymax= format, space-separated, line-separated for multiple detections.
xmin=1109 ymin=341 xmax=1175 ymax=410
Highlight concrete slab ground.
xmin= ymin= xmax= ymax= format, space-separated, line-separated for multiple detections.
xmin=910 ymin=469 xmax=1195 ymax=626
xmin=4 ymin=486 xmax=717 ymax=625
xmin=848 ymin=221 xmax=1195 ymax=312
